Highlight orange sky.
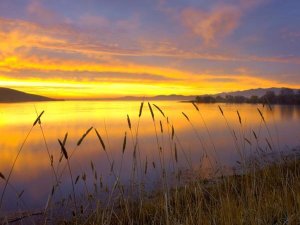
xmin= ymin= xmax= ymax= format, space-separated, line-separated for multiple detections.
xmin=0 ymin=0 xmax=300 ymax=98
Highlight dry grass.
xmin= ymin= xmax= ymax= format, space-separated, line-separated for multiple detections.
xmin=79 ymin=160 xmax=300 ymax=225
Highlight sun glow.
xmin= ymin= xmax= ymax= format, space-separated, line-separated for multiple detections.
xmin=0 ymin=76 xmax=199 ymax=98
xmin=1 ymin=55 xmax=296 ymax=99
xmin=0 ymin=4 xmax=299 ymax=99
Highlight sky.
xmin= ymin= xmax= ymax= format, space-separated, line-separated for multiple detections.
xmin=0 ymin=0 xmax=300 ymax=99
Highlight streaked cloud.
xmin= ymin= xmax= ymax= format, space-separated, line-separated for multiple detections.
xmin=0 ymin=0 xmax=299 ymax=98
xmin=179 ymin=0 xmax=267 ymax=47
xmin=181 ymin=5 xmax=241 ymax=46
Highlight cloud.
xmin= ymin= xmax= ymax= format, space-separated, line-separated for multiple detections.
xmin=78 ymin=14 xmax=140 ymax=32
xmin=281 ymin=29 xmax=300 ymax=42
xmin=26 ymin=0 xmax=63 ymax=25
xmin=179 ymin=0 xmax=268 ymax=47
xmin=0 ymin=18 xmax=66 ymax=58
xmin=2 ymin=15 xmax=298 ymax=65
xmin=0 ymin=70 xmax=179 ymax=83
xmin=0 ymin=17 xmax=234 ymax=65
xmin=181 ymin=5 xmax=241 ymax=46
xmin=0 ymin=0 xmax=299 ymax=99
xmin=203 ymin=77 xmax=237 ymax=83
xmin=239 ymin=0 xmax=267 ymax=10
xmin=79 ymin=15 xmax=110 ymax=28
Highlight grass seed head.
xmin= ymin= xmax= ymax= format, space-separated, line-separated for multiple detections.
xmin=33 ymin=110 xmax=45 ymax=126
xmin=58 ymin=139 xmax=68 ymax=159
xmin=95 ymin=129 xmax=106 ymax=151
xmin=77 ymin=126 xmax=93 ymax=146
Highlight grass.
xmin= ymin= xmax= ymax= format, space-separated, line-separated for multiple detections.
xmin=79 ymin=159 xmax=300 ymax=225
xmin=0 ymin=102 xmax=300 ymax=225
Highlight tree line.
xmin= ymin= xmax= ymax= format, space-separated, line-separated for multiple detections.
xmin=195 ymin=88 xmax=300 ymax=105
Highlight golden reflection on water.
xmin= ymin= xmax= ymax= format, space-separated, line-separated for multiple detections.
xmin=0 ymin=102 xmax=299 ymax=173
xmin=0 ymin=101 xmax=300 ymax=211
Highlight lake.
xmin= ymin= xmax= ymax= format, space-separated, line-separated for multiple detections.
xmin=0 ymin=101 xmax=300 ymax=213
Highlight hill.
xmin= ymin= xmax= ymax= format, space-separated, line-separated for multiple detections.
xmin=97 ymin=88 xmax=299 ymax=101
xmin=93 ymin=94 xmax=197 ymax=101
xmin=215 ymin=87 xmax=300 ymax=98
xmin=0 ymin=87 xmax=55 ymax=103
xmin=118 ymin=95 xmax=197 ymax=101
xmin=195 ymin=87 xmax=300 ymax=104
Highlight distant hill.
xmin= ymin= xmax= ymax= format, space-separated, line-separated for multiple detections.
xmin=96 ymin=95 xmax=197 ymax=101
xmin=214 ymin=87 xmax=300 ymax=98
xmin=2 ymin=87 xmax=298 ymax=103
xmin=99 ymin=88 xmax=300 ymax=101
xmin=0 ymin=87 xmax=55 ymax=103
xmin=194 ymin=87 xmax=300 ymax=104
xmin=152 ymin=94 xmax=197 ymax=101
xmin=122 ymin=94 xmax=198 ymax=101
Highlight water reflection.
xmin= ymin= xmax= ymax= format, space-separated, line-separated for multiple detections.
xmin=0 ymin=101 xmax=299 ymax=213
xmin=279 ymin=105 xmax=296 ymax=120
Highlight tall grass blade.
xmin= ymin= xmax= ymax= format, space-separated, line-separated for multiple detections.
xmin=182 ymin=112 xmax=190 ymax=121
xmin=91 ymin=161 xmax=95 ymax=171
xmin=192 ymin=102 xmax=199 ymax=111
xmin=59 ymin=132 xmax=68 ymax=162
xmin=0 ymin=173 xmax=5 ymax=180
xmin=139 ymin=102 xmax=144 ymax=117
xmin=244 ymin=138 xmax=252 ymax=145
xmin=174 ymin=143 xmax=178 ymax=163
xmin=218 ymin=105 xmax=224 ymax=116
xmin=148 ymin=102 xmax=154 ymax=121
xmin=153 ymin=104 xmax=165 ymax=117
xmin=110 ymin=161 xmax=114 ymax=173
xmin=253 ymin=130 xmax=258 ymax=140
xmin=33 ymin=111 xmax=44 ymax=126
xmin=58 ymin=139 xmax=68 ymax=159
xmin=266 ymin=138 xmax=272 ymax=151
xmin=144 ymin=157 xmax=148 ymax=174
xmin=122 ymin=132 xmax=127 ymax=154
xmin=152 ymin=161 xmax=156 ymax=169
xmin=0 ymin=126 xmax=33 ymax=211
xmin=63 ymin=132 xmax=68 ymax=146
xmin=257 ymin=108 xmax=265 ymax=122
xmin=237 ymin=110 xmax=242 ymax=125
xmin=75 ymin=176 xmax=80 ymax=185
xmin=171 ymin=125 xmax=175 ymax=140
xmin=17 ymin=190 xmax=24 ymax=199
xmin=95 ymin=129 xmax=106 ymax=151
xmin=77 ymin=126 xmax=93 ymax=146
xmin=82 ymin=173 xmax=86 ymax=181
xmin=127 ymin=115 xmax=131 ymax=130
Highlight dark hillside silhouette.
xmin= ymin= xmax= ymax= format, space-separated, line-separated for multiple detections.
xmin=195 ymin=88 xmax=300 ymax=105
xmin=0 ymin=87 xmax=54 ymax=103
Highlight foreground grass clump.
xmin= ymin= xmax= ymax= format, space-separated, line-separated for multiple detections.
xmin=62 ymin=159 xmax=300 ymax=225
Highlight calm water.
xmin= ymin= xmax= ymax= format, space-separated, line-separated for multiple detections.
xmin=0 ymin=101 xmax=300 ymax=213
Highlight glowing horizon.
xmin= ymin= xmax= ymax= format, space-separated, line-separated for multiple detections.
xmin=0 ymin=0 xmax=300 ymax=98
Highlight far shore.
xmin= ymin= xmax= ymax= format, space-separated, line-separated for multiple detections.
xmin=2 ymin=98 xmax=300 ymax=105
xmin=0 ymin=99 xmax=64 ymax=104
